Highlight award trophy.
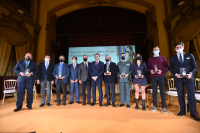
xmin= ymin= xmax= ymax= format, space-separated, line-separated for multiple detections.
xmin=137 ymin=70 xmax=142 ymax=78
xmin=153 ymin=65 xmax=159 ymax=74
xmin=59 ymin=72 xmax=62 ymax=78
xmin=23 ymin=69 xmax=30 ymax=76
xmin=180 ymin=68 xmax=188 ymax=78
xmin=121 ymin=72 xmax=126 ymax=78
xmin=105 ymin=67 xmax=110 ymax=74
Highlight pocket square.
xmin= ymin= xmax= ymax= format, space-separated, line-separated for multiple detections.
xmin=186 ymin=57 xmax=190 ymax=59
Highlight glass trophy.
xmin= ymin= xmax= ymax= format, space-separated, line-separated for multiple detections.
xmin=137 ymin=70 xmax=142 ymax=78
xmin=153 ymin=65 xmax=159 ymax=74
xmin=59 ymin=72 xmax=62 ymax=78
xmin=180 ymin=68 xmax=188 ymax=78
xmin=121 ymin=72 xmax=126 ymax=78
xmin=23 ymin=69 xmax=30 ymax=76
xmin=105 ymin=67 xmax=110 ymax=74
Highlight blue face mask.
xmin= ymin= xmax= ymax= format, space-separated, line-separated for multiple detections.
xmin=72 ymin=60 xmax=76 ymax=63
xmin=153 ymin=51 xmax=159 ymax=56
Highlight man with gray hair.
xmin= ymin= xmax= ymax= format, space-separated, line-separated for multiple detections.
xmin=104 ymin=55 xmax=118 ymax=107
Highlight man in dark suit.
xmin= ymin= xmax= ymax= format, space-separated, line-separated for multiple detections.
xmin=13 ymin=52 xmax=39 ymax=112
xmin=104 ymin=55 xmax=118 ymax=107
xmin=78 ymin=55 xmax=91 ymax=105
xmin=53 ymin=55 xmax=69 ymax=106
xmin=90 ymin=53 xmax=104 ymax=106
xmin=69 ymin=56 xmax=80 ymax=104
xmin=169 ymin=42 xmax=200 ymax=122
xmin=36 ymin=55 xmax=54 ymax=107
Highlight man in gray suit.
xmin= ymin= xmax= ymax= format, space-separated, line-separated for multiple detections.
xmin=117 ymin=53 xmax=132 ymax=108
xmin=78 ymin=55 xmax=91 ymax=105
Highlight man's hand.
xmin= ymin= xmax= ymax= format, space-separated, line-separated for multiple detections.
xmin=157 ymin=70 xmax=162 ymax=74
xmin=176 ymin=74 xmax=183 ymax=78
xmin=56 ymin=75 xmax=59 ymax=79
xmin=141 ymin=75 xmax=144 ymax=78
xmin=27 ymin=73 xmax=32 ymax=77
xmin=75 ymin=79 xmax=78 ymax=83
xmin=107 ymin=72 xmax=111 ymax=76
xmin=120 ymin=75 xmax=123 ymax=79
xmin=60 ymin=76 xmax=65 ymax=79
xmin=92 ymin=76 xmax=97 ymax=81
xmin=104 ymin=73 xmax=107 ymax=76
xmin=71 ymin=80 xmax=74 ymax=83
xmin=187 ymin=74 xmax=192 ymax=79
xmin=125 ymin=74 xmax=129 ymax=78
xmin=151 ymin=70 xmax=155 ymax=74
xmin=51 ymin=80 xmax=54 ymax=85
xmin=37 ymin=80 xmax=40 ymax=84
xmin=135 ymin=75 xmax=138 ymax=79
xmin=79 ymin=80 xmax=82 ymax=84
xmin=20 ymin=72 xmax=25 ymax=76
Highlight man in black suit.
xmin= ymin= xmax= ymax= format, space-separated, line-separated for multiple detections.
xmin=78 ymin=55 xmax=91 ymax=106
xmin=104 ymin=55 xmax=118 ymax=107
xmin=36 ymin=55 xmax=54 ymax=107
xmin=13 ymin=52 xmax=39 ymax=111
xmin=169 ymin=42 xmax=200 ymax=122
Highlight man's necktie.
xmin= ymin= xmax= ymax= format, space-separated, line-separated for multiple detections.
xmin=74 ymin=63 xmax=75 ymax=70
xmin=85 ymin=63 xmax=87 ymax=69
xmin=26 ymin=61 xmax=28 ymax=68
xmin=45 ymin=63 xmax=48 ymax=70
xmin=95 ymin=62 xmax=98 ymax=68
xmin=179 ymin=54 xmax=182 ymax=66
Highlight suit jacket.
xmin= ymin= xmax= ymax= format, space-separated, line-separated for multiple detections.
xmin=52 ymin=63 xmax=69 ymax=84
xmin=104 ymin=62 xmax=118 ymax=84
xmin=14 ymin=60 xmax=39 ymax=83
xmin=69 ymin=63 xmax=79 ymax=81
xmin=169 ymin=53 xmax=197 ymax=81
xmin=90 ymin=61 xmax=104 ymax=82
xmin=117 ymin=61 xmax=132 ymax=82
xmin=78 ymin=62 xmax=91 ymax=81
xmin=36 ymin=62 xmax=54 ymax=81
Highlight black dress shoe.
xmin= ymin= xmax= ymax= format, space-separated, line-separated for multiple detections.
xmin=47 ymin=103 xmax=51 ymax=106
xmin=28 ymin=106 xmax=32 ymax=110
xmin=91 ymin=103 xmax=96 ymax=106
xmin=127 ymin=105 xmax=130 ymax=108
xmin=99 ymin=103 xmax=102 ymax=107
xmin=62 ymin=103 xmax=66 ymax=106
xmin=83 ymin=102 xmax=86 ymax=106
xmin=69 ymin=101 xmax=74 ymax=105
xmin=119 ymin=104 xmax=124 ymax=107
xmin=57 ymin=103 xmax=61 ymax=106
xmin=112 ymin=104 xmax=116 ymax=108
xmin=177 ymin=111 xmax=186 ymax=116
xmin=105 ymin=103 xmax=111 ymax=107
xmin=76 ymin=101 xmax=81 ymax=104
xmin=87 ymin=102 xmax=91 ymax=105
xmin=13 ymin=108 xmax=22 ymax=112
xmin=39 ymin=103 xmax=45 ymax=107
xmin=190 ymin=114 xmax=200 ymax=122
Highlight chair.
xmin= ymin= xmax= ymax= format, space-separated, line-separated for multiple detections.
xmin=165 ymin=78 xmax=178 ymax=105
xmin=2 ymin=79 xmax=17 ymax=105
xmin=25 ymin=81 xmax=37 ymax=101
xmin=194 ymin=78 xmax=200 ymax=92
xmin=146 ymin=84 xmax=160 ymax=105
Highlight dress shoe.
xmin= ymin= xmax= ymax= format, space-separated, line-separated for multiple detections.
xmin=190 ymin=114 xmax=200 ymax=122
xmin=76 ymin=101 xmax=81 ymax=104
xmin=87 ymin=102 xmax=91 ymax=105
xmin=57 ymin=103 xmax=61 ymax=106
xmin=91 ymin=103 xmax=96 ymax=106
xmin=13 ymin=108 xmax=22 ymax=112
xmin=82 ymin=102 xmax=86 ymax=106
xmin=99 ymin=103 xmax=102 ymax=107
xmin=126 ymin=105 xmax=130 ymax=108
xmin=177 ymin=111 xmax=186 ymax=116
xmin=69 ymin=101 xmax=74 ymax=105
xmin=112 ymin=104 xmax=116 ymax=108
xmin=119 ymin=104 xmax=124 ymax=107
xmin=47 ymin=103 xmax=51 ymax=106
xmin=105 ymin=103 xmax=111 ymax=107
xmin=28 ymin=106 xmax=32 ymax=110
xmin=62 ymin=103 xmax=66 ymax=106
xmin=39 ymin=103 xmax=45 ymax=107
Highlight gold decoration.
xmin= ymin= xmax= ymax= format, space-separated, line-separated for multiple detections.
xmin=79 ymin=0 xmax=121 ymax=7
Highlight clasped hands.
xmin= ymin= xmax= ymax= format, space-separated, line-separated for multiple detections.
xmin=20 ymin=72 xmax=32 ymax=77
xmin=71 ymin=79 xmax=78 ymax=83
xmin=176 ymin=74 xmax=192 ymax=79
xmin=56 ymin=75 xmax=65 ymax=79
xmin=92 ymin=76 xmax=98 ymax=81
xmin=119 ymin=74 xmax=129 ymax=79
xmin=104 ymin=72 xmax=111 ymax=76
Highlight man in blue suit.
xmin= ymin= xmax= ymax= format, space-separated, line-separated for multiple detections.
xmin=169 ymin=42 xmax=200 ymax=122
xmin=13 ymin=53 xmax=39 ymax=112
xmin=36 ymin=54 xmax=54 ymax=107
xmin=69 ymin=56 xmax=80 ymax=104
xmin=104 ymin=55 xmax=118 ymax=107
xmin=90 ymin=53 xmax=104 ymax=106
xmin=53 ymin=55 xmax=69 ymax=106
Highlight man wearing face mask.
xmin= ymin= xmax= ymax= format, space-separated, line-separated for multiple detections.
xmin=147 ymin=46 xmax=169 ymax=114
xmin=117 ymin=53 xmax=132 ymax=108
xmin=90 ymin=53 xmax=104 ymax=106
xmin=13 ymin=53 xmax=39 ymax=112
xmin=36 ymin=55 xmax=54 ymax=107
xmin=69 ymin=56 xmax=80 ymax=104
xmin=169 ymin=42 xmax=200 ymax=122
xmin=104 ymin=55 xmax=118 ymax=107
xmin=53 ymin=55 xmax=69 ymax=106
xmin=78 ymin=55 xmax=91 ymax=105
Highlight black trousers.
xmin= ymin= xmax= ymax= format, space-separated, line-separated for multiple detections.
xmin=105 ymin=82 xmax=115 ymax=104
xmin=81 ymin=80 xmax=91 ymax=102
xmin=150 ymin=76 xmax=166 ymax=108
xmin=56 ymin=79 xmax=67 ymax=103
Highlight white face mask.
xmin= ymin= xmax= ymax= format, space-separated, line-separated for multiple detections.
xmin=176 ymin=48 xmax=183 ymax=53
xmin=72 ymin=60 xmax=76 ymax=63
xmin=45 ymin=58 xmax=49 ymax=62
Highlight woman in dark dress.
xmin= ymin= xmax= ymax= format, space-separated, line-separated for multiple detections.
xmin=132 ymin=53 xmax=148 ymax=111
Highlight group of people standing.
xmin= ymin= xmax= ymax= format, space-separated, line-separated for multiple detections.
xmin=13 ymin=42 xmax=200 ymax=122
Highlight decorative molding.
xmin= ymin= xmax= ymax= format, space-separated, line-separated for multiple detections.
xmin=45 ymin=14 xmax=57 ymax=32
xmin=145 ymin=9 xmax=158 ymax=31
xmin=79 ymin=0 xmax=121 ymax=7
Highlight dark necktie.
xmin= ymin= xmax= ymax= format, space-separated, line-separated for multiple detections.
xmin=95 ymin=62 xmax=98 ymax=68
xmin=179 ymin=54 xmax=182 ymax=66
xmin=85 ymin=63 xmax=87 ymax=69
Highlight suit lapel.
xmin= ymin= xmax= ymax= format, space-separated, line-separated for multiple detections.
xmin=182 ymin=53 xmax=187 ymax=66
xmin=174 ymin=54 xmax=181 ymax=66
xmin=27 ymin=61 xmax=32 ymax=69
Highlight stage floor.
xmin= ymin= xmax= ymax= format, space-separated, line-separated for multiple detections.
xmin=0 ymin=94 xmax=200 ymax=133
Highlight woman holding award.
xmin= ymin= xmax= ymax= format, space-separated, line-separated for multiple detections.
xmin=132 ymin=53 xmax=148 ymax=111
